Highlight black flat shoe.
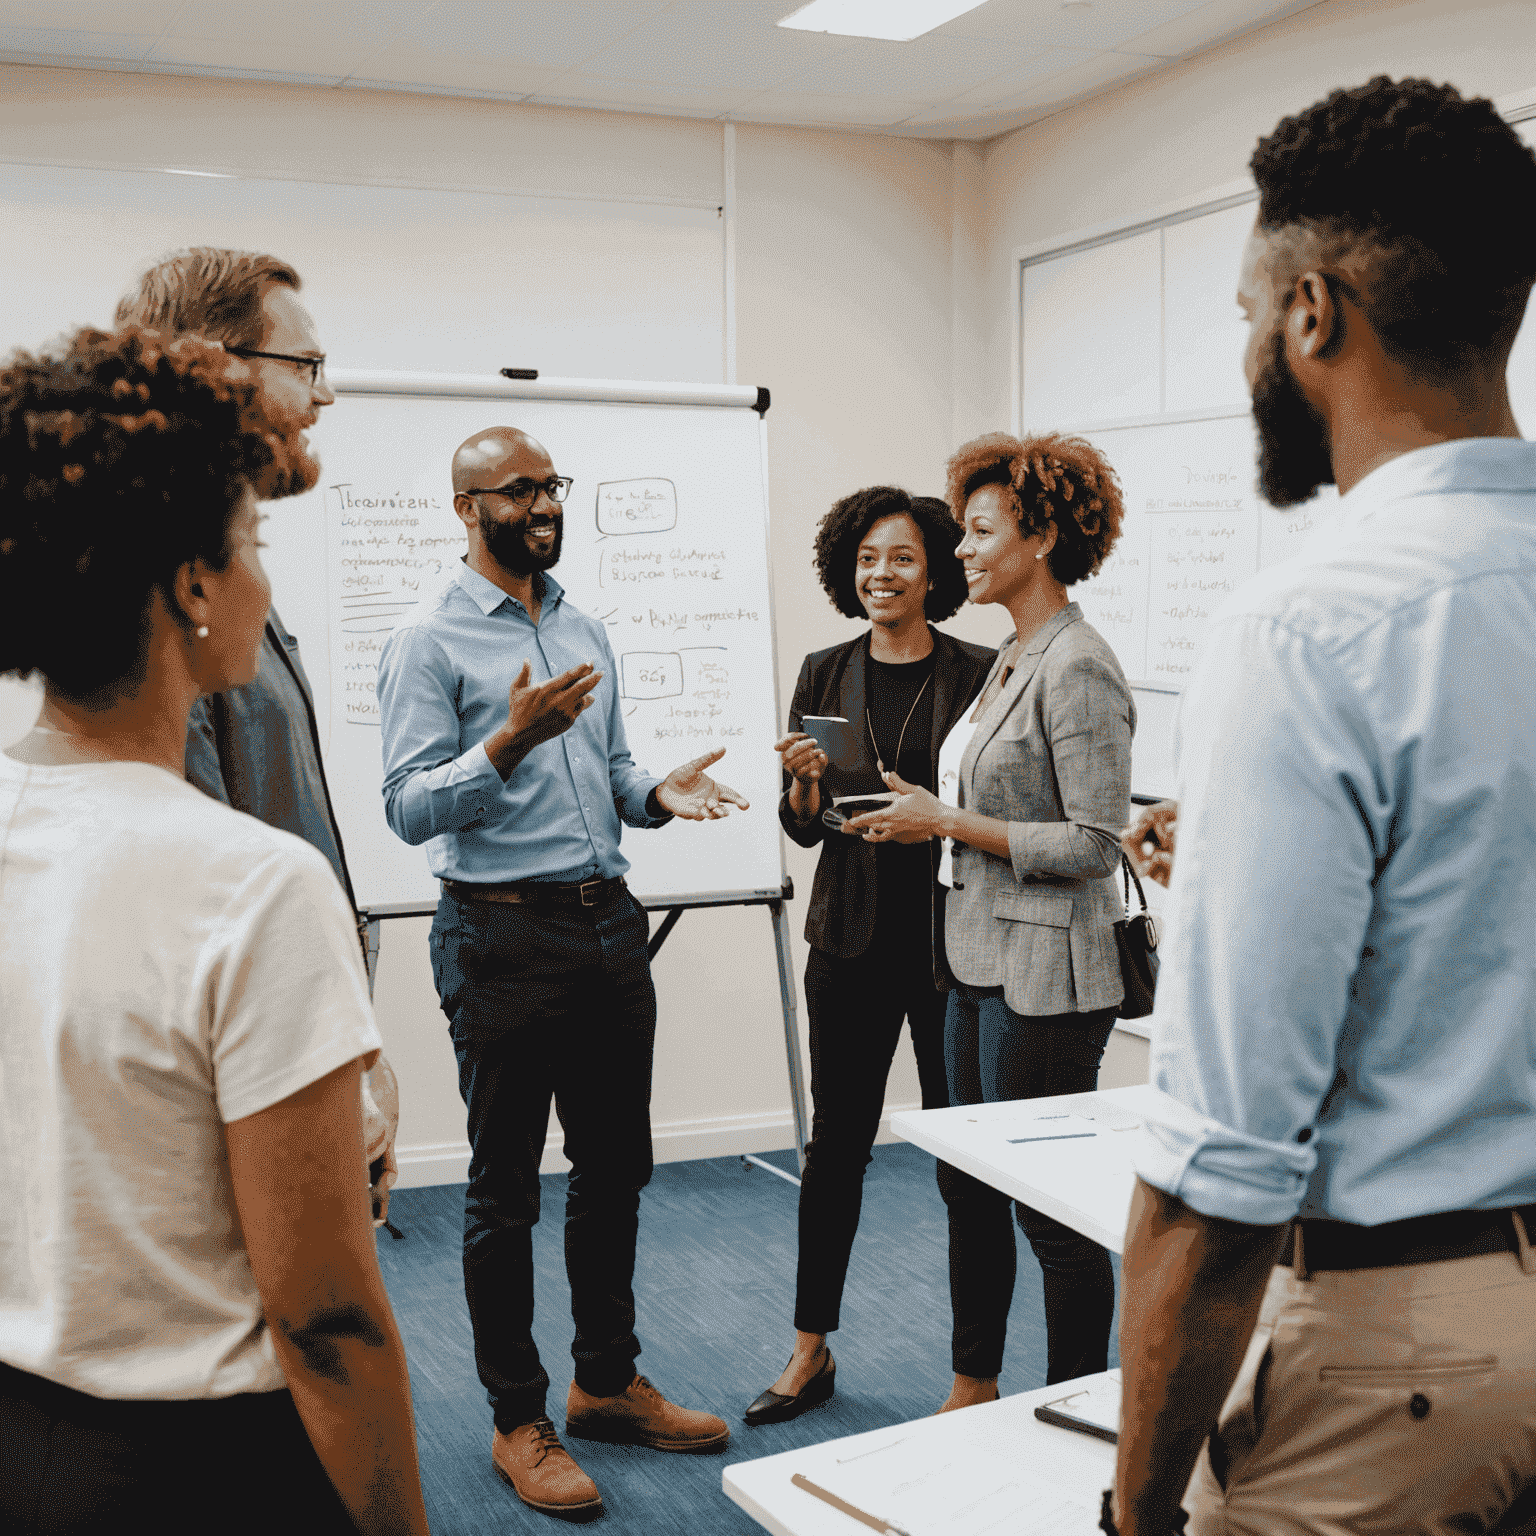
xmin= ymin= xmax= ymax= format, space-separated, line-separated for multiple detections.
xmin=743 ymin=1350 xmax=836 ymax=1426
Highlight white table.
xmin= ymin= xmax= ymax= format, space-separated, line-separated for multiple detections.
xmin=889 ymin=1083 xmax=1174 ymax=1254
xmin=724 ymin=1373 xmax=1117 ymax=1536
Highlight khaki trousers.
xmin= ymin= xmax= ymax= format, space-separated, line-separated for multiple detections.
xmin=1184 ymin=1237 xmax=1536 ymax=1535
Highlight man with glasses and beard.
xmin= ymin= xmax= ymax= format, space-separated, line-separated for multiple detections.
xmin=375 ymin=426 xmax=747 ymax=1522
xmin=116 ymin=249 xmax=400 ymax=1226
xmin=1109 ymin=78 xmax=1536 ymax=1536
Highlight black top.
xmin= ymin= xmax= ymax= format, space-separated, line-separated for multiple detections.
xmin=865 ymin=649 xmax=937 ymax=940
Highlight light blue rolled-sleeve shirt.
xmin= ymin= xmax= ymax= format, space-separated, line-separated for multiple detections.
xmin=1135 ymin=438 xmax=1536 ymax=1229
xmin=376 ymin=560 xmax=670 ymax=884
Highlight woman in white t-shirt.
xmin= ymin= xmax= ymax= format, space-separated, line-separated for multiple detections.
xmin=0 ymin=328 xmax=430 ymax=1535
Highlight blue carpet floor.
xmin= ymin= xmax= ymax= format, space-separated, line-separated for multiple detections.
xmin=376 ymin=1141 xmax=1120 ymax=1535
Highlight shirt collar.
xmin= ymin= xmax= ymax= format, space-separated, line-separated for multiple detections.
xmin=1336 ymin=437 xmax=1536 ymax=530
xmin=453 ymin=558 xmax=565 ymax=618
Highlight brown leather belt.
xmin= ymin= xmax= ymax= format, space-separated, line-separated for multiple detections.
xmin=1291 ymin=1203 xmax=1536 ymax=1275
xmin=441 ymin=875 xmax=626 ymax=909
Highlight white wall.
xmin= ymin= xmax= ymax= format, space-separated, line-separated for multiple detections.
xmin=974 ymin=0 xmax=1536 ymax=432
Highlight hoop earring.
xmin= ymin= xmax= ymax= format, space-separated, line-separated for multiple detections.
xmin=196 ymin=626 xmax=210 ymax=638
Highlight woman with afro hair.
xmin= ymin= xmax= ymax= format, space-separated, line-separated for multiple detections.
xmin=743 ymin=487 xmax=993 ymax=1426
xmin=0 ymin=328 xmax=429 ymax=1535
xmin=842 ymin=432 xmax=1135 ymax=1406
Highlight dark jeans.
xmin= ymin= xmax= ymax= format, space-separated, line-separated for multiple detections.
xmin=0 ymin=1362 xmax=355 ymax=1534
xmin=430 ymin=886 xmax=657 ymax=1431
xmin=794 ymin=921 xmax=951 ymax=1334
xmin=939 ymin=985 xmax=1118 ymax=1384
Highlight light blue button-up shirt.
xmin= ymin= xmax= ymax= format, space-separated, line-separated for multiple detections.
xmin=376 ymin=560 xmax=669 ymax=883
xmin=1136 ymin=438 xmax=1536 ymax=1228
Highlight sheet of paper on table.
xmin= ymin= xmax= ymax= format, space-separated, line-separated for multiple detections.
xmin=1003 ymin=1101 xmax=1144 ymax=1143
xmin=806 ymin=1432 xmax=1100 ymax=1535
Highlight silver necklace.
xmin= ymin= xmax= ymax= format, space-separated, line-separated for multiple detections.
xmin=866 ymin=671 xmax=932 ymax=776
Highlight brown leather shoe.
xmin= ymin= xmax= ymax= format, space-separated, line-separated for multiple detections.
xmin=565 ymin=1374 xmax=730 ymax=1454
xmin=491 ymin=1416 xmax=604 ymax=1522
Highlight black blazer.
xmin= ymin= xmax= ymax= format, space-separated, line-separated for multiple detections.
xmin=780 ymin=627 xmax=995 ymax=974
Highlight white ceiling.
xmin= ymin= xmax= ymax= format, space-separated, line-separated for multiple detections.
xmin=0 ymin=0 xmax=1326 ymax=140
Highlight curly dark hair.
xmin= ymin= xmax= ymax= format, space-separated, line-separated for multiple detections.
xmin=1251 ymin=77 xmax=1536 ymax=377
xmin=944 ymin=432 xmax=1123 ymax=586
xmin=0 ymin=326 xmax=274 ymax=704
xmin=812 ymin=485 xmax=968 ymax=621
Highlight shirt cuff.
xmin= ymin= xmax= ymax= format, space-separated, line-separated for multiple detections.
xmin=643 ymin=783 xmax=675 ymax=824
xmin=458 ymin=740 xmax=501 ymax=785
xmin=1133 ymin=1104 xmax=1316 ymax=1228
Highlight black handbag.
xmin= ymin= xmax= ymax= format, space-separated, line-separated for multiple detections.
xmin=1113 ymin=854 xmax=1159 ymax=1020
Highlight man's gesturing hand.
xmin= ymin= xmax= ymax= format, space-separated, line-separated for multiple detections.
xmin=487 ymin=659 xmax=604 ymax=779
xmin=655 ymin=748 xmax=750 ymax=821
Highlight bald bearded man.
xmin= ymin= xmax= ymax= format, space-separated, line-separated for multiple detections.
xmin=375 ymin=427 xmax=746 ymax=1520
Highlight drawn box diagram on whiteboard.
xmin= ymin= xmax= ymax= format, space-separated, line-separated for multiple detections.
xmin=597 ymin=478 xmax=677 ymax=536
xmin=622 ymin=652 xmax=684 ymax=699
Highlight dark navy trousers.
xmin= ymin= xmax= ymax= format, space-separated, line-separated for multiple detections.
xmin=430 ymin=885 xmax=656 ymax=1431
xmin=939 ymin=986 xmax=1119 ymax=1384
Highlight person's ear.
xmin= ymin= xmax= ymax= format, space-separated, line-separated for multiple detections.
xmin=171 ymin=561 xmax=209 ymax=634
xmin=452 ymin=491 xmax=479 ymax=530
xmin=1287 ymin=270 xmax=1341 ymax=365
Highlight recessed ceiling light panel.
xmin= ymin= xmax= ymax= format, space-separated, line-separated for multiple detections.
xmin=777 ymin=0 xmax=989 ymax=44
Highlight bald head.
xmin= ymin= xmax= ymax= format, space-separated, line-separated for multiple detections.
xmin=451 ymin=426 xmax=565 ymax=581
xmin=451 ymin=427 xmax=551 ymax=493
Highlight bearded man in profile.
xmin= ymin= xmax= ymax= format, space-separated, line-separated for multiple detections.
xmin=117 ymin=249 xmax=399 ymax=1221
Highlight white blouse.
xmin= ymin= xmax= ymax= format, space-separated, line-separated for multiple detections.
xmin=935 ymin=712 xmax=983 ymax=887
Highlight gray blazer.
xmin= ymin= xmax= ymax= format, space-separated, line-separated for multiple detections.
xmin=944 ymin=603 xmax=1135 ymax=1016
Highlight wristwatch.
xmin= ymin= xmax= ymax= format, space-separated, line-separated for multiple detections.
xmin=1100 ymin=1490 xmax=1189 ymax=1535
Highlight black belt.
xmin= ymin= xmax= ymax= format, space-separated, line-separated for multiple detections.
xmin=441 ymin=875 xmax=626 ymax=909
xmin=1291 ymin=1203 xmax=1536 ymax=1274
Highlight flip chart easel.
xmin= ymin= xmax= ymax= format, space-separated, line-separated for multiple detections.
xmin=265 ymin=370 xmax=811 ymax=1167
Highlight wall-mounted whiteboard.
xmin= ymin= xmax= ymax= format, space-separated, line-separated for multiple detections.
xmin=0 ymin=162 xmax=725 ymax=382
xmin=1020 ymin=107 xmax=1536 ymax=798
xmin=1072 ymin=411 xmax=1339 ymax=690
xmin=259 ymin=373 xmax=784 ymax=915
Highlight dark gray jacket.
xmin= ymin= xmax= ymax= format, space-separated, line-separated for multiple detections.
xmin=185 ymin=605 xmax=359 ymax=924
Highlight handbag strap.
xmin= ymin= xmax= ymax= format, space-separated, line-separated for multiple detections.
xmin=1121 ymin=852 xmax=1149 ymax=915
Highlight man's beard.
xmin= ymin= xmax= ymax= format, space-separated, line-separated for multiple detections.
xmin=1252 ymin=326 xmax=1335 ymax=508
xmin=249 ymin=394 xmax=321 ymax=500
xmin=479 ymin=505 xmax=564 ymax=574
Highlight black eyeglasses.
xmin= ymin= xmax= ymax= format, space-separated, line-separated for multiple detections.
xmin=464 ymin=477 xmax=573 ymax=509
xmin=225 ymin=346 xmax=327 ymax=386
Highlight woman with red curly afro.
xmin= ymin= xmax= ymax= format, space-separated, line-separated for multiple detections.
xmin=845 ymin=431 xmax=1135 ymax=1407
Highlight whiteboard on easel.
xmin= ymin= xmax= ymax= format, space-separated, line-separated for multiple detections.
xmin=260 ymin=372 xmax=785 ymax=914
